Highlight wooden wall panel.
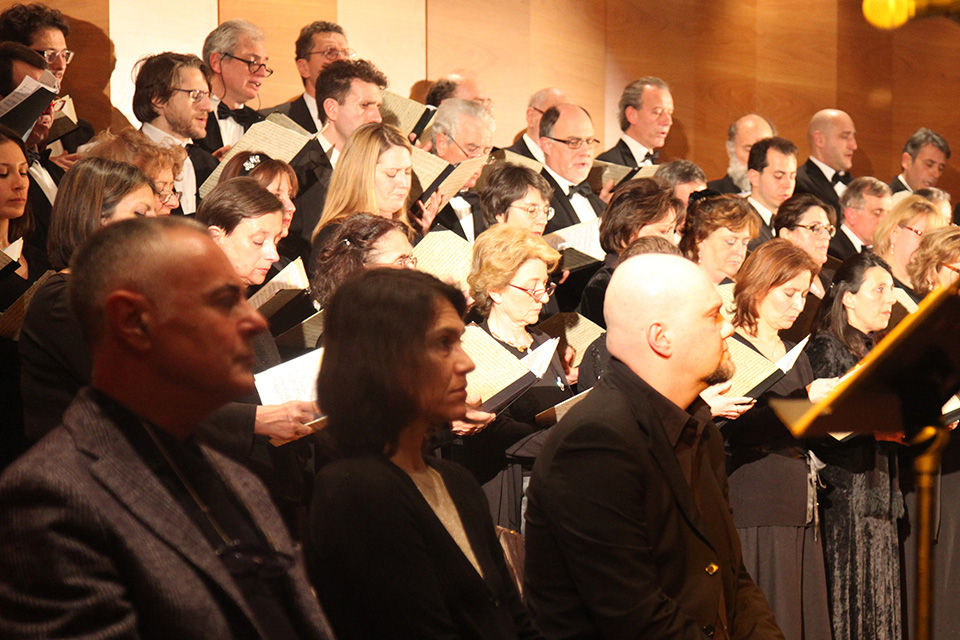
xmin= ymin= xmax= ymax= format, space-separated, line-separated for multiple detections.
xmin=218 ymin=0 xmax=338 ymax=110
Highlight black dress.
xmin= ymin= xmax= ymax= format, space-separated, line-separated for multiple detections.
xmin=723 ymin=335 xmax=831 ymax=640
xmin=805 ymin=331 xmax=903 ymax=640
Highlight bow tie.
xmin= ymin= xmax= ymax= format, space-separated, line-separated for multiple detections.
xmin=25 ymin=148 xmax=42 ymax=166
xmin=569 ymin=181 xmax=594 ymax=199
xmin=216 ymin=102 xmax=263 ymax=130
xmin=831 ymin=171 xmax=852 ymax=186
xmin=642 ymin=150 xmax=658 ymax=165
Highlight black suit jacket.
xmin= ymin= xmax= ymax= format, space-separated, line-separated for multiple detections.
xmin=170 ymin=143 xmax=219 ymax=216
xmin=524 ymin=359 xmax=784 ymax=639
xmin=504 ymin=136 xmax=537 ymax=161
xmin=288 ymin=138 xmax=335 ymax=265
xmin=794 ymin=158 xmax=842 ymax=215
xmin=25 ymin=153 xmax=65 ymax=257
xmin=540 ymin=170 xmax=605 ymax=234
xmin=596 ymin=138 xmax=640 ymax=168
xmin=266 ymin=95 xmax=318 ymax=134
xmin=707 ymin=173 xmax=742 ymax=195
xmin=0 ymin=388 xmax=334 ymax=639
xmin=889 ymin=175 xmax=910 ymax=195
xmin=828 ymin=228 xmax=860 ymax=262
xmin=745 ymin=200 xmax=775 ymax=252
xmin=195 ymin=106 xmax=264 ymax=154
xmin=431 ymin=191 xmax=487 ymax=241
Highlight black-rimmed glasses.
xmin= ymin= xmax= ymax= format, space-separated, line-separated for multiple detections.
xmin=305 ymin=47 xmax=357 ymax=61
xmin=795 ymin=222 xmax=836 ymax=238
xmin=222 ymin=53 xmax=274 ymax=77
xmin=508 ymin=282 xmax=557 ymax=302
xmin=544 ymin=136 xmax=600 ymax=150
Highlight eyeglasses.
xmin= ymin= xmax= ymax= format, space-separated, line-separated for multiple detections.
xmin=48 ymin=98 xmax=67 ymax=113
xmin=939 ymin=262 xmax=960 ymax=275
xmin=900 ymin=224 xmax=924 ymax=238
xmin=370 ymin=254 xmax=418 ymax=269
xmin=545 ymin=136 xmax=600 ymax=150
xmin=305 ymin=47 xmax=357 ymax=61
xmin=508 ymin=203 xmax=555 ymax=221
xmin=472 ymin=97 xmax=494 ymax=110
xmin=171 ymin=88 xmax=211 ymax=103
xmin=222 ymin=52 xmax=274 ymax=77
xmin=795 ymin=222 xmax=836 ymax=238
xmin=33 ymin=48 xmax=74 ymax=65
xmin=446 ymin=134 xmax=494 ymax=164
xmin=157 ymin=190 xmax=181 ymax=206
xmin=508 ymin=282 xmax=557 ymax=302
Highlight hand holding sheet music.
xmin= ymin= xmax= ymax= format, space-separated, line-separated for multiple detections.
xmin=254 ymin=348 xmax=326 ymax=445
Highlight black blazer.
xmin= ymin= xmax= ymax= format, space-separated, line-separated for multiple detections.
xmin=53 ymin=117 xmax=95 ymax=153
xmin=889 ymin=174 xmax=910 ymax=195
xmin=25 ymin=153 xmax=65 ymax=257
xmin=794 ymin=158 xmax=842 ymax=215
xmin=524 ymin=359 xmax=784 ymax=639
xmin=707 ymin=173 xmax=742 ymax=195
xmin=266 ymin=94 xmax=318 ymax=134
xmin=170 ymin=143 xmax=219 ymax=216
xmin=828 ymin=227 xmax=860 ymax=262
xmin=431 ymin=191 xmax=487 ymax=241
xmin=540 ymin=169 xmax=605 ymax=234
xmin=308 ymin=455 xmax=542 ymax=640
xmin=745 ymin=200 xmax=775 ymax=252
xmin=503 ymin=136 xmax=537 ymax=161
xmin=596 ymin=138 xmax=640 ymax=168
xmin=195 ymin=106 xmax=264 ymax=154
xmin=287 ymin=138 xmax=335 ymax=264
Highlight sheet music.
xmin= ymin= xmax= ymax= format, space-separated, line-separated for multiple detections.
xmin=716 ymin=281 xmax=736 ymax=320
xmin=0 ymin=270 xmax=54 ymax=339
xmin=0 ymin=70 xmax=59 ymax=140
xmin=410 ymin=146 xmax=450 ymax=198
xmin=536 ymin=312 xmax=605 ymax=367
xmin=536 ymin=389 xmax=591 ymax=427
xmin=543 ymin=219 xmax=604 ymax=262
xmin=266 ymin=112 xmax=311 ymax=137
xmin=199 ymin=120 xmax=312 ymax=197
xmin=0 ymin=70 xmax=58 ymax=118
xmin=435 ymin=155 xmax=488 ymax=203
xmin=461 ymin=324 xmax=533 ymax=404
xmin=275 ymin=309 xmax=325 ymax=349
xmin=2 ymin=238 xmax=24 ymax=263
xmin=494 ymin=148 xmax=544 ymax=173
xmin=776 ymin=335 xmax=809 ymax=372
xmin=247 ymin=258 xmax=309 ymax=317
xmin=380 ymin=90 xmax=434 ymax=136
xmin=254 ymin=347 xmax=324 ymax=406
xmin=520 ymin=337 xmax=559 ymax=378
xmin=726 ymin=336 xmax=781 ymax=398
xmin=893 ymin=287 xmax=919 ymax=314
xmin=588 ymin=160 xmax=636 ymax=194
xmin=413 ymin=229 xmax=472 ymax=291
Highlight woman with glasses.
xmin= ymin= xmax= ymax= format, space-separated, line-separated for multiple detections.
xmin=461 ymin=224 xmax=573 ymax=529
xmin=307 ymin=268 xmax=541 ymax=640
xmin=906 ymin=225 xmax=960 ymax=297
xmin=874 ymin=194 xmax=949 ymax=304
xmin=85 ymin=127 xmax=186 ymax=216
xmin=579 ymin=178 xmax=685 ymax=328
xmin=680 ymin=193 xmax=760 ymax=286
xmin=479 ymin=163 xmax=555 ymax=237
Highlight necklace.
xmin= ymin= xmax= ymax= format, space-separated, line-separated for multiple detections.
xmin=489 ymin=328 xmax=532 ymax=352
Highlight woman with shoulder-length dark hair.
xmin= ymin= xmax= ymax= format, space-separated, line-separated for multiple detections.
xmin=309 ymin=268 xmax=542 ymax=640
xmin=804 ymin=251 xmax=902 ymax=640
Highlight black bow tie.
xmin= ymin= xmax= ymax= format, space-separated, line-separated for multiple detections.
xmin=216 ymin=102 xmax=263 ymax=131
xmin=831 ymin=171 xmax=852 ymax=186
xmin=569 ymin=181 xmax=594 ymax=199
xmin=25 ymin=148 xmax=42 ymax=166
xmin=642 ymin=150 xmax=658 ymax=165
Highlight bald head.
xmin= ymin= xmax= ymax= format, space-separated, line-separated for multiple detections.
xmin=605 ymin=254 xmax=733 ymax=407
xmin=526 ymin=87 xmax=568 ymax=139
xmin=727 ymin=114 xmax=775 ymax=167
xmin=808 ymin=109 xmax=857 ymax=171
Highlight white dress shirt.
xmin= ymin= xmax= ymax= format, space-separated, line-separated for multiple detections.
xmin=448 ymin=195 xmax=476 ymax=242
xmin=209 ymin=96 xmax=245 ymax=148
xmin=746 ymin=195 xmax=774 ymax=228
xmin=317 ymin=128 xmax=340 ymax=168
xmin=141 ymin=122 xmax=198 ymax=214
xmin=521 ymin=133 xmax=545 ymax=163
xmin=809 ymin=155 xmax=848 ymax=198
xmin=840 ymin=223 xmax=867 ymax=252
xmin=620 ymin=133 xmax=656 ymax=167
xmin=302 ymin=93 xmax=324 ymax=133
xmin=544 ymin=166 xmax=598 ymax=224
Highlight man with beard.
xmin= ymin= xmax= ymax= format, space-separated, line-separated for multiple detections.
xmin=524 ymin=253 xmax=784 ymax=640
xmin=708 ymin=114 xmax=776 ymax=194
xmin=135 ymin=52 xmax=218 ymax=215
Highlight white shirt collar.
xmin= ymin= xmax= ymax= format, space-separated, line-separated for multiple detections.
xmin=141 ymin=121 xmax=189 ymax=147
xmin=317 ymin=127 xmax=340 ymax=167
xmin=840 ymin=223 xmax=866 ymax=251
xmin=544 ymin=165 xmax=575 ymax=194
xmin=746 ymin=195 xmax=774 ymax=226
xmin=896 ymin=173 xmax=913 ymax=193
xmin=809 ymin=155 xmax=838 ymax=182
xmin=522 ymin=133 xmax=545 ymax=163
xmin=619 ymin=132 xmax=654 ymax=166
xmin=302 ymin=93 xmax=324 ymax=132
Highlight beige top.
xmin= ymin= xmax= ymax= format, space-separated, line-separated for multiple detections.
xmin=406 ymin=465 xmax=484 ymax=578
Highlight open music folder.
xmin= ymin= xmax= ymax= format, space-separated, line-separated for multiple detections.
xmin=248 ymin=258 xmax=309 ymax=319
xmin=535 ymin=312 xmax=605 ymax=368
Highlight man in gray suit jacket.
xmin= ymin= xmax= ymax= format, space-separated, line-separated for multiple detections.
xmin=0 ymin=217 xmax=334 ymax=640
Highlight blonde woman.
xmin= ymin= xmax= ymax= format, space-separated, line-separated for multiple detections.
xmin=873 ymin=194 xmax=948 ymax=299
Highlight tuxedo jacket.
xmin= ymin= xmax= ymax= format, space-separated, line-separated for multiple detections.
xmin=707 ymin=173 xmax=742 ymax=195
xmin=596 ymin=138 xmax=639 ymax=168
xmin=25 ymin=153 xmax=65 ymax=257
xmin=745 ymin=202 xmax=775 ymax=252
xmin=524 ymin=359 xmax=784 ymax=640
xmin=170 ymin=144 xmax=219 ymax=216
xmin=266 ymin=95 xmax=318 ymax=134
xmin=431 ymin=191 xmax=487 ymax=241
xmin=828 ymin=229 xmax=860 ymax=262
xmin=540 ymin=169 xmax=605 ymax=234
xmin=889 ymin=175 xmax=910 ymax=195
xmin=195 ymin=106 xmax=264 ymax=154
xmin=288 ymin=138 xmax=335 ymax=264
xmin=503 ymin=136 xmax=537 ymax=161
xmin=794 ymin=158 xmax=842 ymax=215
xmin=0 ymin=388 xmax=334 ymax=639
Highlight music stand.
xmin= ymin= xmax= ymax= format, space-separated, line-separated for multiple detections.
xmin=771 ymin=279 xmax=960 ymax=640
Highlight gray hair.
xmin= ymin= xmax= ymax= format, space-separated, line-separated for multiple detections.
xmin=202 ymin=19 xmax=266 ymax=66
xmin=430 ymin=98 xmax=495 ymax=147
xmin=902 ymin=127 xmax=951 ymax=160
xmin=617 ymin=76 xmax=669 ymax=131
xmin=839 ymin=176 xmax=891 ymax=214
xmin=654 ymin=160 xmax=706 ymax=187
xmin=528 ymin=87 xmax=563 ymax=110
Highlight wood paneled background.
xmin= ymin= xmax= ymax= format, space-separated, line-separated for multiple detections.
xmin=33 ymin=0 xmax=960 ymax=198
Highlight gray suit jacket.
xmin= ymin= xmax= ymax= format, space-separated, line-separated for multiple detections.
xmin=0 ymin=388 xmax=334 ymax=640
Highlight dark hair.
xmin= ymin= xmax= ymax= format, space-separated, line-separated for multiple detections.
xmin=617 ymin=76 xmax=669 ymax=131
xmin=654 ymin=159 xmax=706 ymax=187
xmin=773 ymin=193 xmax=836 ymax=235
xmin=318 ymin=268 xmax=466 ymax=457
xmin=310 ymin=213 xmax=407 ymax=308
xmin=538 ymin=104 xmax=591 ymax=139
xmin=733 ymin=239 xmax=818 ymax=334
xmin=479 ymin=162 xmax=553 ymax=225
xmin=295 ymin=21 xmax=345 ymax=60
xmin=195 ymin=177 xmax=283 ymax=234
xmin=219 ymin=151 xmax=299 ymax=196
xmin=316 ymin=59 xmax=387 ymax=125
xmin=747 ymin=136 xmax=799 ymax=172
xmin=425 ymin=78 xmax=458 ymax=107
xmin=599 ymin=178 xmax=682 ymax=254
xmin=0 ymin=124 xmax=32 ymax=241
xmin=813 ymin=251 xmax=892 ymax=358
xmin=133 ymin=52 xmax=209 ymax=124
xmin=0 ymin=3 xmax=69 ymax=44
xmin=617 ymin=235 xmax=682 ymax=265
xmin=0 ymin=41 xmax=45 ymax=96
xmin=679 ymin=194 xmax=760 ymax=262
xmin=903 ymin=127 xmax=950 ymax=160
xmin=69 ymin=216 xmax=206 ymax=343
xmin=48 ymin=158 xmax=153 ymax=270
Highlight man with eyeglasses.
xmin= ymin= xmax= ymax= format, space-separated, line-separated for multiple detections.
xmin=539 ymin=103 xmax=605 ymax=234
xmin=265 ymin=21 xmax=353 ymax=134
xmin=830 ymin=176 xmax=893 ymax=261
xmin=134 ymin=52 xmax=219 ymax=216
xmin=503 ymin=87 xmax=567 ymax=163
xmin=0 ymin=2 xmax=95 ymax=157
xmin=428 ymin=98 xmax=495 ymax=242
xmin=198 ymin=19 xmax=272 ymax=155
xmin=745 ymin=136 xmax=798 ymax=251
xmin=598 ymin=77 xmax=673 ymax=168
